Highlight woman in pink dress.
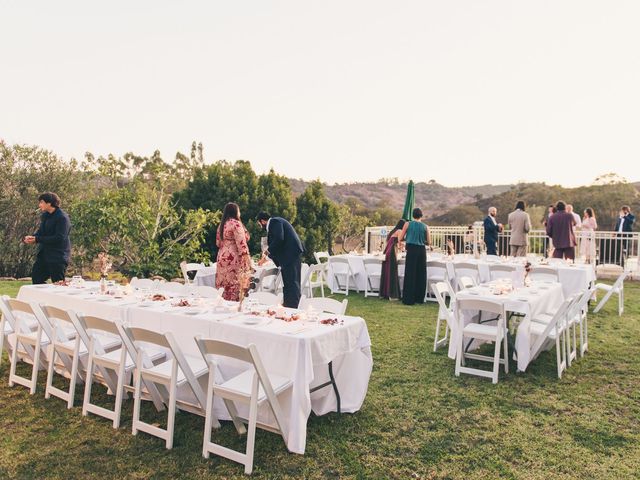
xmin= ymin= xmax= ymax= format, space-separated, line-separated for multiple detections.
xmin=215 ymin=202 xmax=251 ymax=301
xmin=580 ymin=208 xmax=597 ymax=263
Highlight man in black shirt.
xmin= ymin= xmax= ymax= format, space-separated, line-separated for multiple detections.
xmin=23 ymin=192 xmax=72 ymax=284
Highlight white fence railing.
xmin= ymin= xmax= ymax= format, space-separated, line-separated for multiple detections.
xmin=364 ymin=224 xmax=639 ymax=276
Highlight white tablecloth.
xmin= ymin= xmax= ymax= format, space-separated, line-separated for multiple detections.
xmin=453 ymin=281 xmax=565 ymax=372
xmin=17 ymin=284 xmax=373 ymax=454
xmin=430 ymin=255 xmax=594 ymax=298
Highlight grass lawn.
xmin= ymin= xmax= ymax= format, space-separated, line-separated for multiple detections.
xmin=1 ymin=280 xmax=639 ymax=479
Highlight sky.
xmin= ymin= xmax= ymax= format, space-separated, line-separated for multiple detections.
xmin=1 ymin=1 xmax=639 ymax=187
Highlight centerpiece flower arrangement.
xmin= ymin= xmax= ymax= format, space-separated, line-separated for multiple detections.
xmin=97 ymin=252 xmax=112 ymax=294
xmin=524 ymin=261 xmax=532 ymax=287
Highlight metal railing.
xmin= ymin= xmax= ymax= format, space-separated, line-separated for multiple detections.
xmin=364 ymin=225 xmax=639 ymax=277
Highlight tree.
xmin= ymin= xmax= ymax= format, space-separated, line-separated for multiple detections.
xmin=72 ymin=177 xmax=217 ymax=278
xmin=295 ymin=181 xmax=339 ymax=262
xmin=174 ymin=161 xmax=296 ymax=256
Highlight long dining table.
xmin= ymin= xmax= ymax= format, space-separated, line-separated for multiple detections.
xmin=16 ymin=283 xmax=373 ymax=454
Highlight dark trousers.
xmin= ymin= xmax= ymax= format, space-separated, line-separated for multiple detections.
xmin=552 ymin=247 xmax=575 ymax=260
xmin=402 ymin=244 xmax=427 ymax=305
xmin=280 ymin=259 xmax=302 ymax=308
xmin=32 ymin=257 xmax=68 ymax=284
xmin=485 ymin=240 xmax=497 ymax=256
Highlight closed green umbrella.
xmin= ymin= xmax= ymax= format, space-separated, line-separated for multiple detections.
xmin=402 ymin=180 xmax=415 ymax=221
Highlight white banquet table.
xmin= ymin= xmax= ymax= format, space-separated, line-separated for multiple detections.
xmin=17 ymin=284 xmax=373 ymax=454
xmin=452 ymin=281 xmax=565 ymax=372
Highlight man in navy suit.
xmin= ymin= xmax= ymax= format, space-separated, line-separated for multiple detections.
xmin=615 ymin=205 xmax=635 ymax=266
xmin=257 ymin=212 xmax=304 ymax=308
xmin=483 ymin=207 xmax=503 ymax=255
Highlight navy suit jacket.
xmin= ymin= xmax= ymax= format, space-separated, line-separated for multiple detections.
xmin=267 ymin=217 xmax=304 ymax=267
xmin=615 ymin=213 xmax=635 ymax=233
xmin=483 ymin=216 xmax=500 ymax=244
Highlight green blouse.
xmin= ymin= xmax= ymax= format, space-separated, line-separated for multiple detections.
xmin=405 ymin=220 xmax=427 ymax=246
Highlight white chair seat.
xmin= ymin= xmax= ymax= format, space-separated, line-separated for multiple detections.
xmin=144 ymin=355 xmax=208 ymax=385
xmin=596 ymin=284 xmax=620 ymax=293
xmin=96 ymin=345 xmax=165 ymax=369
xmin=60 ymin=333 xmax=121 ymax=355
xmin=531 ymin=312 xmax=554 ymax=324
xmin=462 ymin=323 xmax=502 ymax=341
xmin=529 ymin=320 xmax=560 ymax=340
xmin=218 ymin=369 xmax=292 ymax=403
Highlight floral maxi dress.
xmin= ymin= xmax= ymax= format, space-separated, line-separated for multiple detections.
xmin=215 ymin=219 xmax=251 ymax=301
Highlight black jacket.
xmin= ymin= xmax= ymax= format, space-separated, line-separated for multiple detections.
xmin=266 ymin=217 xmax=304 ymax=267
xmin=615 ymin=213 xmax=635 ymax=233
xmin=34 ymin=208 xmax=72 ymax=263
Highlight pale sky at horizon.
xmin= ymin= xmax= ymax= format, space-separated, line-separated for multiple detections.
xmin=2 ymin=1 xmax=639 ymax=187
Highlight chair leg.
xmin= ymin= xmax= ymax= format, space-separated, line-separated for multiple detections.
xmin=433 ymin=317 xmax=442 ymax=352
xmin=244 ymin=397 xmax=258 ymax=475
xmin=9 ymin=335 xmax=20 ymax=387
xmin=82 ymin=353 xmax=94 ymax=417
xmin=29 ymin=337 xmax=42 ymax=395
xmin=45 ymin=343 xmax=56 ymax=399
xmin=132 ymin=366 xmax=142 ymax=436
xmin=555 ymin=334 xmax=563 ymax=379
xmin=491 ymin=336 xmax=502 ymax=384
xmin=68 ymin=349 xmax=80 ymax=409
xmin=202 ymin=371 xmax=215 ymax=458
xmin=502 ymin=330 xmax=509 ymax=374
xmin=166 ymin=369 xmax=178 ymax=450
xmin=113 ymin=357 xmax=126 ymax=429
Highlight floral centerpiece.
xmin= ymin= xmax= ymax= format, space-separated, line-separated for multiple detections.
xmin=97 ymin=252 xmax=112 ymax=279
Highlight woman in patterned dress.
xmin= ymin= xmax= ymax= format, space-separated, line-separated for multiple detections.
xmin=215 ymin=202 xmax=251 ymax=301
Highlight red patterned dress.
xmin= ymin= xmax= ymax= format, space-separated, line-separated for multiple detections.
xmin=215 ymin=219 xmax=251 ymax=301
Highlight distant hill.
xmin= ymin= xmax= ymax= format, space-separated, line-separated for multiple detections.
xmin=288 ymin=179 xmax=511 ymax=218
xmin=432 ymin=181 xmax=640 ymax=230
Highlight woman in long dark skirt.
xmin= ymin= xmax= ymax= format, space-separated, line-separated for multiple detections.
xmin=379 ymin=219 xmax=405 ymax=299
xmin=400 ymin=208 xmax=429 ymax=305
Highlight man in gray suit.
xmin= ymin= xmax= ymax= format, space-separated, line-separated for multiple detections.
xmin=508 ymin=201 xmax=531 ymax=257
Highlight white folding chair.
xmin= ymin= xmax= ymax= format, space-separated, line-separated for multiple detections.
xmin=453 ymin=262 xmax=481 ymax=288
xmin=257 ymin=267 xmax=281 ymax=294
xmin=489 ymin=264 xmax=518 ymax=281
xmin=299 ymin=296 xmax=348 ymax=315
xmin=248 ymin=291 xmax=282 ymax=306
xmin=529 ymin=266 xmax=559 ymax=283
xmin=573 ymin=285 xmax=597 ymax=357
xmin=0 ymin=305 xmax=13 ymax=369
xmin=0 ymin=298 xmax=49 ymax=394
xmin=431 ymin=282 xmax=456 ymax=352
xmin=426 ymin=260 xmax=448 ymax=302
xmin=314 ymin=251 xmax=330 ymax=264
xmin=39 ymin=305 xmax=88 ymax=408
xmin=455 ymin=298 xmax=509 ymax=384
xmin=593 ymin=270 xmax=628 ymax=316
xmin=328 ymin=257 xmax=360 ymax=295
xmin=80 ymin=314 xmax=165 ymax=428
xmin=195 ymin=337 xmax=292 ymax=475
xmin=122 ymin=326 xmax=212 ymax=449
xmin=457 ymin=276 xmax=476 ymax=290
xmin=301 ymin=263 xmax=327 ymax=298
xmin=363 ymin=258 xmax=383 ymax=297
xmin=180 ymin=261 xmax=206 ymax=285
xmin=528 ymin=297 xmax=574 ymax=378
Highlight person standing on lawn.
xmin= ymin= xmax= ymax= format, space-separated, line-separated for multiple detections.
xmin=23 ymin=192 xmax=72 ymax=284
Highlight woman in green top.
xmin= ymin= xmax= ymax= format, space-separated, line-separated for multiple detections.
xmin=400 ymin=207 xmax=429 ymax=305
